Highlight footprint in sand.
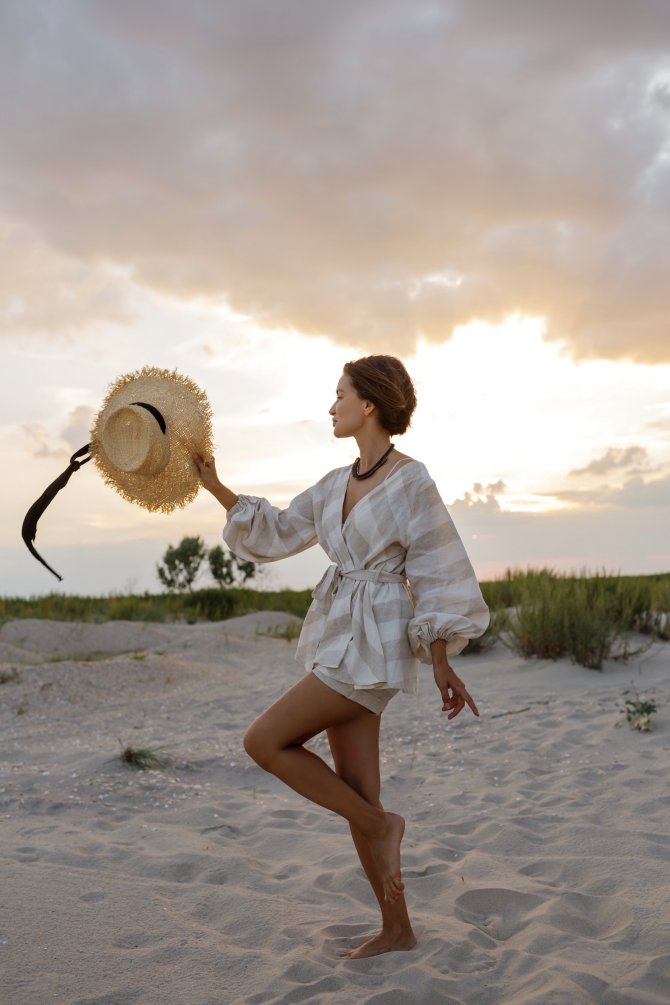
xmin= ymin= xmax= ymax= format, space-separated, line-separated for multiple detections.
xmin=112 ymin=930 xmax=160 ymax=951
xmin=518 ymin=857 xmax=589 ymax=889
xmin=454 ymin=888 xmax=545 ymax=941
xmin=427 ymin=936 xmax=496 ymax=975
xmin=14 ymin=845 xmax=42 ymax=862
xmin=544 ymin=891 xmax=633 ymax=940
xmin=455 ymin=886 xmax=633 ymax=944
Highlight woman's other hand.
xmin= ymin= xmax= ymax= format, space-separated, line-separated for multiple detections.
xmin=432 ymin=660 xmax=479 ymax=720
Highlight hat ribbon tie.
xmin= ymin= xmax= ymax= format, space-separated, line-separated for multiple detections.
xmin=21 ymin=443 xmax=93 ymax=581
xmin=131 ymin=401 xmax=166 ymax=433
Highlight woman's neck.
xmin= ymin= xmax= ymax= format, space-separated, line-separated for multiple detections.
xmin=355 ymin=433 xmax=393 ymax=473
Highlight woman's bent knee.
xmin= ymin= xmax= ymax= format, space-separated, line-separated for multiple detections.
xmin=243 ymin=724 xmax=276 ymax=770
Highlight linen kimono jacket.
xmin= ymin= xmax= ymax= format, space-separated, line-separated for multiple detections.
xmin=223 ymin=460 xmax=489 ymax=695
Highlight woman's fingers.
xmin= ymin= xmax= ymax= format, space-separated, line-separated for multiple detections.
xmin=444 ymin=694 xmax=463 ymax=718
xmin=464 ymin=690 xmax=480 ymax=717
xmin=442 ymin=683 xmax=479 ymax=719
xmin=433 ymin=666 xmax=479 ymax=721
xmin=192 ymin=452 xmax=217 ymax=483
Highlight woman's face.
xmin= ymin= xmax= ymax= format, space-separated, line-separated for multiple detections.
xmin=329 ymin=373 xmax=368 ymax=438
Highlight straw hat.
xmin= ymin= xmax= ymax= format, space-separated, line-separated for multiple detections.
xmin=91 ymin=365 xmax=213 ymax=512
xmin=22 ymin=366 xmax=214 ymax=581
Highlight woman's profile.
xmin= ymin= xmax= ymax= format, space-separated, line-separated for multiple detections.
xmin=193 ymin=354 xmax=489 ymax=959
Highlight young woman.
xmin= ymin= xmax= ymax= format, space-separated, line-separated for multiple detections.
xmin=193 ymin=355 xmax=488 ymax=959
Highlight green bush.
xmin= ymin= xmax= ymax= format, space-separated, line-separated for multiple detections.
xmin=494 ymin=569 xmax=669 ymax=669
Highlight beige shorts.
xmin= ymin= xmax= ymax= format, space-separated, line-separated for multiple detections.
xmin=311 ymin=666 xmax=399 ymax=715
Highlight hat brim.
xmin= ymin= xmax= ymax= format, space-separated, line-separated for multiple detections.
xmin=91 ymin=366 xmax=213 ymax=513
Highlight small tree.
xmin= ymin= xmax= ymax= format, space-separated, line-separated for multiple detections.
xmin=157 ymin=536 xmax=207 ymax=592
xmin=208 ymin=545 xmax=256 ymax=587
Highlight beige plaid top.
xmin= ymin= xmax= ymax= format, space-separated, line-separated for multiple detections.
xmin=223 ymin=461 xmax=489 ymax=694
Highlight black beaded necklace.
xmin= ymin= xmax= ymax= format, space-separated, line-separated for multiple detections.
xmin=352 ymin=443 xmax=395 ymax=481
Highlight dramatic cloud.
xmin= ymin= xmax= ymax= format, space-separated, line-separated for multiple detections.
xmin=569 ymin=445 xmax=649 ymax=477
xmin=1 ymin=0 xmax=670 ymax=359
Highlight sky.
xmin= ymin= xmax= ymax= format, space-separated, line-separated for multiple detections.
xmin=1 ymin=0 xmax=670 ymax=597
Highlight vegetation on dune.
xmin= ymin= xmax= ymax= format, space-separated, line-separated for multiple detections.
xmin=623 ymin=694 xmax=658 ymax=732
xmin=478 ymin=569 xmax=670 ymax=669
xmin=0 ymin=586 xmax=313 ymax=624
xmin=118 ymin=744 xmax=170 ymax=771
xmin=1 ymin=568 xmax=669 ymax=671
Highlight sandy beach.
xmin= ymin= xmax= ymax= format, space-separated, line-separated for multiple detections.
xmin=1 ymin=613 xmax=669 ymax=1005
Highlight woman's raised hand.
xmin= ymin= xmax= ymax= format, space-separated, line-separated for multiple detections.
xmin=192 ymin=453 xmax=239 ymax=512
xmin=192 ymin=452 xmax=220 ymax=493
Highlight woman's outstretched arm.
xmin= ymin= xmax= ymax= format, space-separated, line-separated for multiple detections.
xmin=192 ymin=453 xmax=239 ymax=511
xmin=194 ymin=452 xmax=318 ymax=562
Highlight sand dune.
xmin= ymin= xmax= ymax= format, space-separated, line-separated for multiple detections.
xmin=1 ymin=616 xmax=668 ymax=1004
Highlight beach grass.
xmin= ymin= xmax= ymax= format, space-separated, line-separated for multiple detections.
xmin=260 ymin=620 xmax=303 ymax=642
xmin=0 ymin=586 xmax=313 ymax=625
xmin=2 ymin=571 xmax=669 ymax=670
xmin=483 ymin=569 xmax=670 ymax=669
xmin=118 ymin=744 xmax=170 ymax=770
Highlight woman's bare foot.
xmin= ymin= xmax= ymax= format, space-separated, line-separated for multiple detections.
xmin=367 ymin=812 xmax=405 ymax=903
xmin=340 ymin=926 xmax=417 ymax=959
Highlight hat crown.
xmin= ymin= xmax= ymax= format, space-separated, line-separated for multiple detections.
xmin=100 ymin=404 xmax=171 ymax=475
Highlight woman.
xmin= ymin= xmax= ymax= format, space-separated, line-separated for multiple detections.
xmin=193 ymin=355 xmax=488 ymax=959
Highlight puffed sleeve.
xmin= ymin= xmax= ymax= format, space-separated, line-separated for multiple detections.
xmin=404 ymin=471 xmax=489 ymax=663
xmin=222 ymin=486 xmax=318 ymax=562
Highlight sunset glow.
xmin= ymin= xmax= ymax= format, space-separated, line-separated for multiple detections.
xmin=1 ymin=2 xmax=669 ymax=595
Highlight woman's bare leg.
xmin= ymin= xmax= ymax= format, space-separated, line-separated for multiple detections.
xmin=243 ymin=673 xmax=404 ymax=903
xmin=327 ymin=713 xmax=417 ymax=959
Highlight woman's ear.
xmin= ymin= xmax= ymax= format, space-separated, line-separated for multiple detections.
xmin=362 ymin=398 xmax=376 ymax=417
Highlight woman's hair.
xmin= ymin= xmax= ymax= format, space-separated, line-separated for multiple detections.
xmin=343 ymin=355 xmax=417 ymax=435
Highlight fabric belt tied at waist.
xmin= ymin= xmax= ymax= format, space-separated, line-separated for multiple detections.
xmin=313 ymin=564 xmax=406 ymax=602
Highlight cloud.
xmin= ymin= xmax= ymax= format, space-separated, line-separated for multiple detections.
xmin=21 ymin=422 xmax=67 ymax=461
xmin=458 ymin=481 xmax=506 ymax=509
xmin=62 ymin=405 xmax=95 ymax=452
xmin=0 ymin=218 xmax=135 ymax=336
xmin=646 ymin=417 xmax=670 ymax=433
xmin=448 ymin=473 xmax=670 ymax=576
xmin=22 ymin=404 xmax=95 ymax=460
xmin=1 ymin=1 xmax=670 ymax=359
xmin=569 ymin=445 xmax=649 ymax=477
xmin=552 ymin=471 xmax=670 ymax=509
xmin=606 ymin=473 xmax=670 ymax=508
xmin=457 ymin=467 xmax=670 ymax=516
